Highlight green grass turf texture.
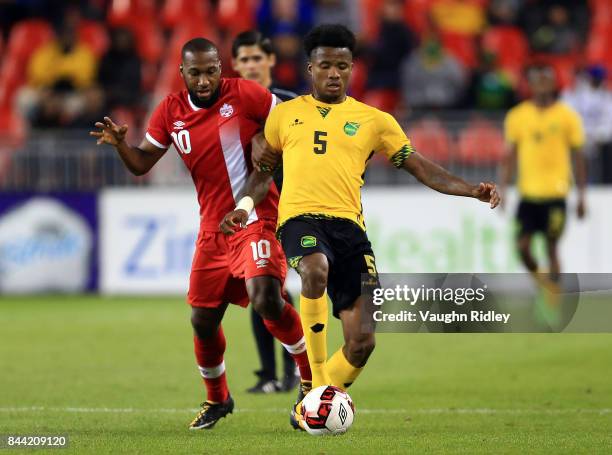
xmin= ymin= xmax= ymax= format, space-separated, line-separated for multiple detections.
xmin=1 ymin=296 xmax=611 ymax=454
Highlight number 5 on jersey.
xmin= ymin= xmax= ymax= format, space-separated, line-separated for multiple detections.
xmin=313 ymin=130 xmax=327 ymax=154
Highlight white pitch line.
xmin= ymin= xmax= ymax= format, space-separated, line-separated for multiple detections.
xmin=0 ymin=407 xmax=610 ymax=415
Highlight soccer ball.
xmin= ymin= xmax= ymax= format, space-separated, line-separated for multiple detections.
xmin=301 ymin=385 xmax=355 ymax=436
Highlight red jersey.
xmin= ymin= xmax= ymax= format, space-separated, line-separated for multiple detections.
xmin=146 ymin=78 xmax=280 ymax=231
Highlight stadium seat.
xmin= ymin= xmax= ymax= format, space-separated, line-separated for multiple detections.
xmin=0 ymin=56 xmax=21 ymax=110
xmin=349 ymin=59 xmax=367 ymax=101
xmin=216 ymin=0 xmax=256 ymax=35
xmin=457 ymin=118 xmax=504 ymax=165
xmin=440 ymin=32 xmax=478 ymax=68
xmin=407 ymin=118 xmax=452 ymax=165
xmin=4 ymin=19 xmax=53 ymax=63
xmin=107 ymin=0 xmax=156 ymax=27
xmin=362 ymin=89 xmax=400 ymax=114
xmin=161 ymin=0 xmax=212 ymax=31
xmin=78 ymin=20 xmax=109 ymax=58
xmin=360 ymin=0 xmax=385 ymax=41
xmin=404 ymin=0 xmax=435 ymax=35
xmin=482 ymin=26 xmax=529 ymax=70
xmin=0 ymin=107 xmax=26 ymax=152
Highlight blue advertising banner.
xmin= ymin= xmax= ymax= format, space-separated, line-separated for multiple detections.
xmin=0 ymin=193 xmax=98 ymax=293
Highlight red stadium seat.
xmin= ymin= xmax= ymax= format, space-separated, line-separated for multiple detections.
xmin=407 ymin=118 xmax=452 ymax=165
xmin=161 ymin=0 xmax=212 ymax=30
xmin=0 ymin=107 xmax=26 ymax=149
xmin=440 ymin=32 xmax=477 ymax=68
xmin=457 ymin=119 xmax=504 ymax=165
xmin=4 ymin=19 xmax=53 ymax=63
xmin=131 ymin=20 xmax=164 ymax=64
xmin=78 ymin=20 xmax=109 ymax=58
xmin=404 ymin=0 xmax=435 ymax=35
xmin=362 ymin=89 xmax=400 ymax=114
xmin=482 ymin=26 xmax=529 ymax=69
xmin=107 ymin=0 xmax=156 ymax=26
xmin=216 ymin=0 xmax=256 ymax=34
xmin=0 ymin=56 xmax=22 ymax=110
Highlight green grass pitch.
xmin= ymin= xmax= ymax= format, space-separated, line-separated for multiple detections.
xmin=1 ymin=296 xmax=611 ymax=454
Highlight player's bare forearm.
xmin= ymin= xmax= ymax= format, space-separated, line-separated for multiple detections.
xmin=242 ymin=167 xmax=274 ymax=205
xmin=114 ymin=140 xmax=163 ymax=176
xmin=403 ymin=152 xmax=500 ymax=207
xmin=251 ymin=133 xmax=281 ymax=172
xmin=90 ymin=116 xmax=165 ymax=176
xmin=404 ymin=152 xmax=475 ymax=196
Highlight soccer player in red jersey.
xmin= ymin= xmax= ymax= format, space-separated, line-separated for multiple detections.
xmin=90 ymin=38 xmax=311 ymax=430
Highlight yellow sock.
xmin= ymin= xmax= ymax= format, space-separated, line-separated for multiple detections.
xmin=300 ymin=293 xmax=332 ymax=387
xmin=327 ymin=346 xmax=363 ymax=389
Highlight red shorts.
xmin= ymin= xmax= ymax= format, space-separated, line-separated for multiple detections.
xmin=187 ymin=219 xmax=287 ymax=308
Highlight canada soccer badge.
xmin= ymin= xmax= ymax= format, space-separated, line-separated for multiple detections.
xmin=219 ymin=103 xmax=234 ymax=118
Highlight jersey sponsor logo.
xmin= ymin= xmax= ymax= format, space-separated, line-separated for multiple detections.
xmin=255 ymin=258 xmax=269 ymax=268
xmin=219 ymin=103 xmax=234 ymax=118
xmin=173 ymin=120 xmax=185 ymax=130
xmin=290 ymin=118 xmax=304 ymax=127
xmin=301 ymin=235 xmax=317 ymax=248
xmin=344 ymin=121 xmax=360 ymax=136
xmin=316 ymin=106 xmax=331 ymax=118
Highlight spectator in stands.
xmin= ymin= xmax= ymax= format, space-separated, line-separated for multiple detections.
xmin=465 ymin=50 xmax=517 ymax=110
xmin=19 ymin=8 xmax=98 ymax=128
xmin=487 ymin=0 xmax=523 ymax=25
xmin=430 ymin=0 xmax=487 ymax=36
xmin=313 ymin=0 xmax=361 ymax=36
xmin=365 ymin=0 xmax=417 ymax=95
xmin=257 ymin=0 xmax=314 ymax=38
xmin=98 ymin=27 xmax=142 ymax=111
xmin=563 ymin=66 xmax=612 ymax=183
xmin=401 ymin=33 xmax=466 ymax=109
xmin=257 ymin=0 xmax=314 ymax=92
xmin=529 ymin=4 xmax=579 ymax=54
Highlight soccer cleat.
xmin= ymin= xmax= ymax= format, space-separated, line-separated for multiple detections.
xmin=189 ymin=396 xmax=234 ymax=430
xmin=246 ymin=377 xmax=281 ymax=394
xmin=280 ymin=372 xmax=301 ymax=392
xmin=289 ymin=380 xmax=312 ymax=431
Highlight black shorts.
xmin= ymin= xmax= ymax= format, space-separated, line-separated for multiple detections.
xmin=278 ymin=216 xmax=378 ymax=318
xmin=516 ymin=199 xmax=566 ymax=239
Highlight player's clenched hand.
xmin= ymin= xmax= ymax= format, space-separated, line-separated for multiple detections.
xmin=89 ymin=116 xmax=128 ymax=146
xmin=251 ymin=134 xmax=280 ymax=172
xmin=472 ymin=182 xmax=501 ymax=209
xmin=219 ymin=209 xmax=249 ymax=235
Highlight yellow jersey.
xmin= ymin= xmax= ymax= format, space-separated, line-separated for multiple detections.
xmin=504 ymin=100 xmax=584 ymax=199
xmin=264 ymin=94 xmax=414 ymax=230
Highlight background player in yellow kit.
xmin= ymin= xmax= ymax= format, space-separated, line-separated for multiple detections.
xmin=220 ymin=24 xmax=500 ymax=429
xmin=501 ymin=64 xmax=586 ymax=287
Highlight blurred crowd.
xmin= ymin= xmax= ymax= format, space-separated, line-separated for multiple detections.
xmin=0 ymin=0 xmax=611 ymax=183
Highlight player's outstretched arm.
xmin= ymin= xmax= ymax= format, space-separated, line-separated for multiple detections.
xmin=89 ymin=116 xmax=165 ymax=176
xmin=403 ymin=152 xmax=501 ymax=209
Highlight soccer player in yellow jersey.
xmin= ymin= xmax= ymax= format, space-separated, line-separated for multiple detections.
xmin=220 ymin=24 xmax=500 ymax=429
xmin=501 ymin=64 xmax=586 ymax=287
